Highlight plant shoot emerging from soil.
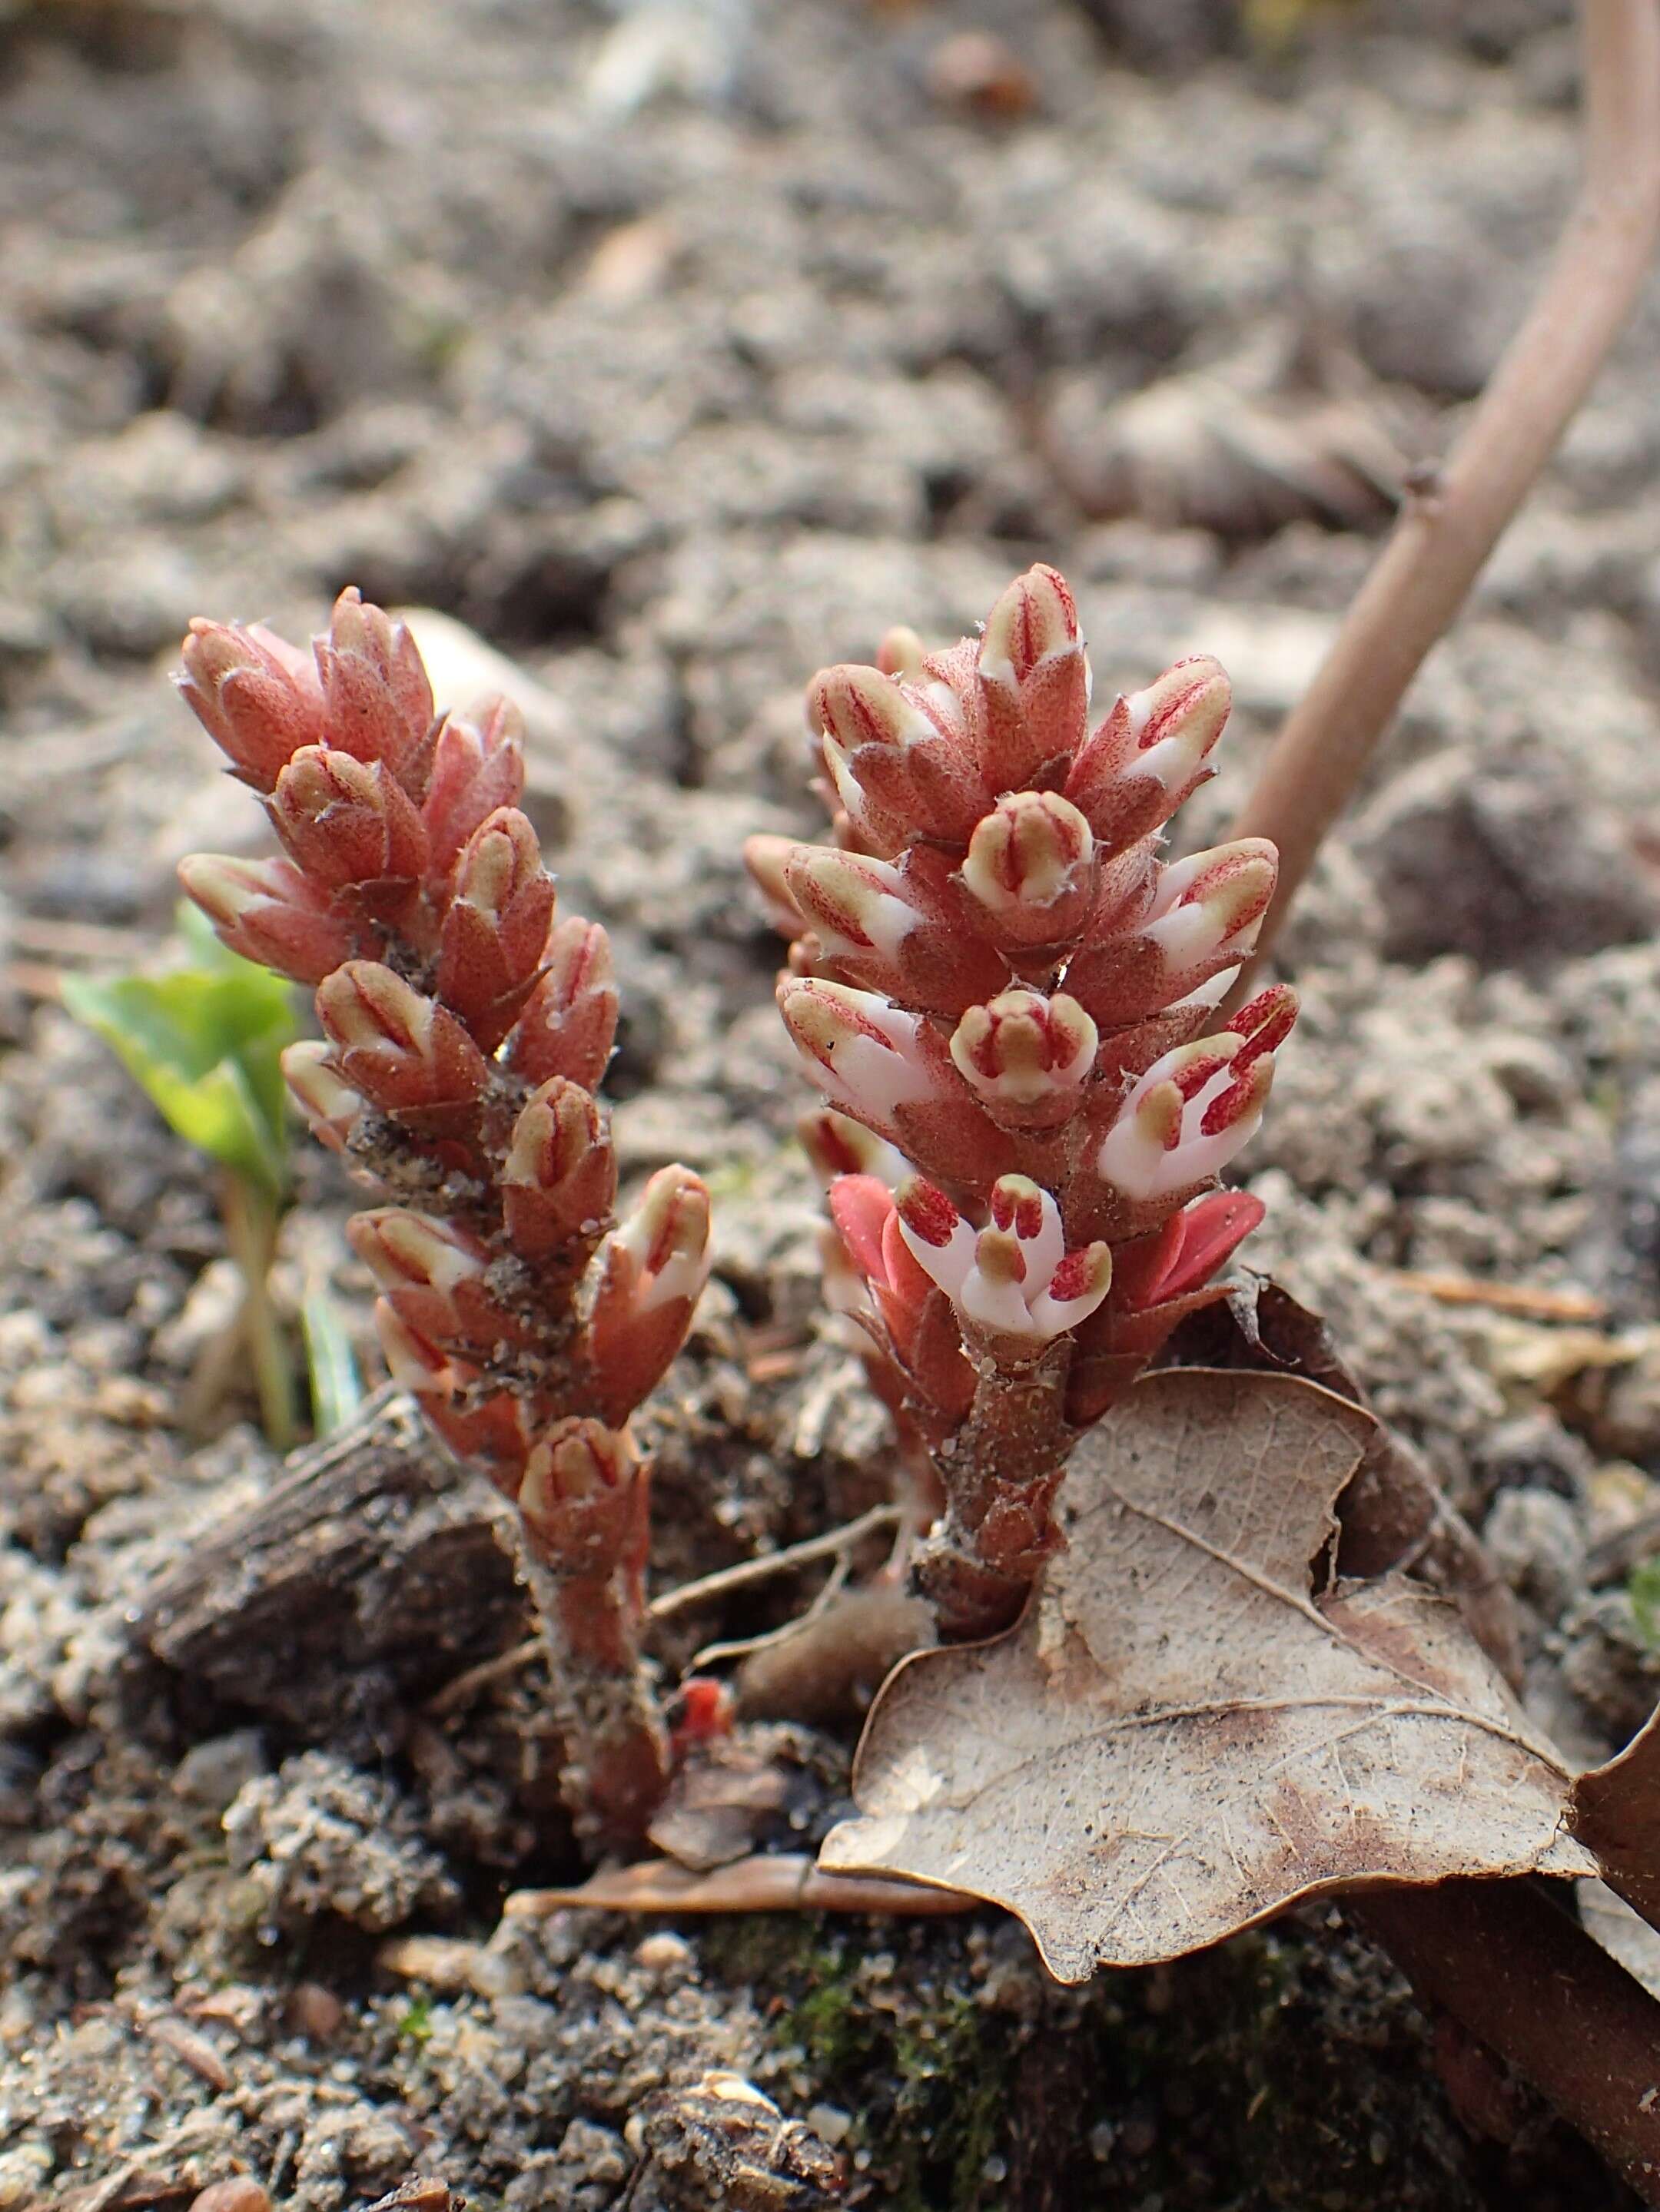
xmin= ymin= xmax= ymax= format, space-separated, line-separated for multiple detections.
xmin=749 ymin=565 xmax=1294 ymax=1637
xmin=63 ymin=907 xmax=305 ymax=1448
xmin=176 ymin=591 xmax=710 ymax=1849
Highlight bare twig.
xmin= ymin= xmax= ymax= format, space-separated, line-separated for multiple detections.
xmin=688 ymin=1555 xmax=854 ymax=1671
xmin=649 ymin=1503 xmax=902 ymax=1618
xmin=1228 ymin=0 xmax=1660 ymax=987
xmin=502 ymin=1851 xmax=974 ymax=1919
xmin=421 ymin=1503 xmax=904 ymax=1715
xmin=1390 ymin=1270 xmax=1610 ymax=1324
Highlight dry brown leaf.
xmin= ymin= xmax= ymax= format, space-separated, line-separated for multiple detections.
xmin=1572 ymin=1703 xmax=1660 ymax=1938
xmin=1576 ymin=1879 xmax=1660 ymax=1999
xmin=820 ymin=1369 xmax=1594 ymax=1983
xmin=1170 ymin=1274 xmax=1522 ymax=1685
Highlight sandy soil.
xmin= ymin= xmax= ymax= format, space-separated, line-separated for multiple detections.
xmin=3 ymin=0 xmax=1660 ymax=2204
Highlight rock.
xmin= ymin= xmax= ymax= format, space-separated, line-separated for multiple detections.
xmin=1470 ymin=1411 xmax=1595 ymax=1507
xmin=171 ymin=1730 xmax=268 ymax=1814
xmin=190 ymin=2182 xmax=272 ymax=2212
xmin=223 ymin=1750 xmax=460 ymax=1935
xmin=1353 ymin=744 xmax=1658 ymax=967
xmin=1482 ymin=1487 xmax=1586 ymax=1623
xmin=1559 ymin=1590 xmax=1660 ymax=1745
xmin=1589 ymin=1332 xmax=1660 ymax=1462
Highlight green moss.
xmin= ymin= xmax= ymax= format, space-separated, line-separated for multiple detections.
xmin=703 ymin=1923 xmax=1022 ymax=2211
xmin=892 ymin=1990 xmax=1005 ymax=2207
xmin=705 ymin=1908 xmax=1615 ymax=2210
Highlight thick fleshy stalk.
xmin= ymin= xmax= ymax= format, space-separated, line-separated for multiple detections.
xmin=752 ymin=565 xmax=1294 ymax=1637
xmin=178 ymin=589 xmax=709 ymax=1849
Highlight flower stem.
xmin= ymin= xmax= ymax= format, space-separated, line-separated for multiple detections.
xmin=1227 ymin=0 xmax=1660 ymax=993
xmin=221 ymin=1172 xmax=298 ymax=1451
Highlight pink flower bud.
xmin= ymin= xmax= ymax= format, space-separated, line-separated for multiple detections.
xmin=501 ymin=1077 xmax=617 ymax=1264
xmin=281 ymin=1040 xmax=364 ymax=1155
xmin=505 ymin=916 xmax=619 ymax=1092
xmin=876 ymin=625 xmax=926 ymax=680
xmin=958 ymin=791 xmax=1095 ymax=949
xmin=827 ymin=1170 xmax=974 ymax=1424
xmin=949 ymin=989 xmax=1097 ymax=1129
xmin=313 ymin=589 xmax=436 ymax=793
xmin=177 ymin=852 xmax=357 ymax=985
xmin=781 ymin=843 xmax=1007 ymax=1014
xmin=1064 ymin=1187 xmax=1271 ymax=1427
xmin=811 ymin=662 xmax=986 ymax=854
xmin=435 ymin=807 xmax=556 ymax=1051
xmin=1095 ymin=993 xmax=1290 ymax=1208
xmin=897 ymin=1172 xmax=1112 ymax=1345
xmin=1111 ymin=1188 xmax=1268 ymax=1315
xmin=268 ymin=746 xmax=429 ymax=921
xmin=798 ymin=1109 xmax=911 ymax=1188
xmin=316 ymin=961 xmax=490 ymax=1124
xmin=776 ymin=977 xmax=940 ymax=1131
xmin=517 ymin=1418 xmax=648 ymax=1583
xmin=742 ymin=834 xmax=807 ymax=936
xmin=1064 ymin=655 xmax=1230 ymax=855
xmin=829 ymin=1172 xmax=908 ymax=1288
xmin=1142 ymin=839 xmax=1277 ymax=970
xmin=587 ymin=1166 xmax=711 ymax=1427
xmin=176 ymin=618 xmax=329 ymax=791
xmin=347 ymin=1208 xmax=523 ymax=1355
xmin=374 ymin=1302 xmax=533 ymax=1480
xmin=784 ymin=844 xmax=918 ymax=963
xmin=974 ymin=564 xmax=1090 ymax=789
xmin=1064 ymin=837 xmax=1279 ymax=1031
xmin=779 ymin=979 xmax=1014 ymax=1189
xmin=421 ymin=698 xmax=527 ymax=887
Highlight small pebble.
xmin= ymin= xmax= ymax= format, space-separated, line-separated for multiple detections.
xmin=634 ymin=1931 xmax=696 ymax=1975
xmin=925 ymin=32 xmax=1036 ymax=118
xmin=287 ymin=1982 xmax=345 ymax=2040
xmin=190 ymin=2182 xmax=271 ymax=2212
xmin=0 ymin=2144 xmax=54 ymax=2210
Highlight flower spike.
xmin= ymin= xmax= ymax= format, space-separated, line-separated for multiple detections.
xmin=764 ymin=565 xmax=1293 ymax=1638
xmin=177 ymin=589 xmax=706 ymax=1851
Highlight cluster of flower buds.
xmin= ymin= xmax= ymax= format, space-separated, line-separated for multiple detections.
xmin=178 ymin=592 xmax=711 ymax=1846
xmin=748 ymin=565 xmax=1294 ymax=1637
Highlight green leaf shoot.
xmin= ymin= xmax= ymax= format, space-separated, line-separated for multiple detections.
xmin=61 ymin=904 xmax=300 ymax=1202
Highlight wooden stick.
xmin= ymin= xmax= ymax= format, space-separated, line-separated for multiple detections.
xmin=1228 ymin=0 xmax=1660 ymax=987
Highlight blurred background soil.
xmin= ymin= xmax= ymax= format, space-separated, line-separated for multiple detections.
xmin=3 ymin=0 xmax=1660 ymax=2204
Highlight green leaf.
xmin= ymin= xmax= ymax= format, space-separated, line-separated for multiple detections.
xmin=1629 ymin=1559 xmax=1660 ymax=1654
xmin=61 ymin=912 xmax=300 ymax=1199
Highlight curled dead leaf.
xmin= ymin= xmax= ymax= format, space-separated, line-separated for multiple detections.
xmin=821 ymin=1369 xmax=1592 ymax=1982
xmin=1170 ymin=1273 xmax=1522 ymax=1684
xmin=1572 ymin=1702 xmax=1660 ymax=1939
